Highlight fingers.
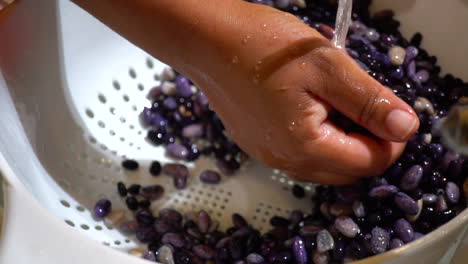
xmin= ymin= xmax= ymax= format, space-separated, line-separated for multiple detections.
xmin=286 ymin=120 xmax=405 ymax=183
xmin=308 ymin=47 xmax=419 ymax=142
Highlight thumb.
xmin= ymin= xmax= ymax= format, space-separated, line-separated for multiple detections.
xmin=310 ymin=48 xmax=419 ymax=142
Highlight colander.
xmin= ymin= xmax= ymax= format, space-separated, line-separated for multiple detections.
xmin=0 ymin=0 xmax=467 ymax=263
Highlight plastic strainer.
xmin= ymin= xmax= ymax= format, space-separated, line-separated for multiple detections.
xmin=0 ymin=0 xmax=467 ymax=264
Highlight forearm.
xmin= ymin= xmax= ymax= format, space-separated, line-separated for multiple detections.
xmin=72 ymin=0 xmax=242 ymax=75
xmin=71 ymin=0 xmax=326 ymax=82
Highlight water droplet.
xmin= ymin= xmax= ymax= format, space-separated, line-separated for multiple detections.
xmin=254 ymin=60 xmax=263 ymax=71
xmin=299 ymin=62 xmax=307 ymax=70
xmin=231 ymin=56 xmax=239 ymax=64
xmin=261 ymin=24 xmax=268 ymax=30
xmin=242 ymin=35 xmax=251 ymax=44
xmin=288 ymin=121 xmax=296 ymax=131
xmin=272 ymin=35 xmax=278 ymax=40
xmin=298 ymin=103 xmax=302 ymax=108
xmin=252 ymin=74 xmax=260 ymax=85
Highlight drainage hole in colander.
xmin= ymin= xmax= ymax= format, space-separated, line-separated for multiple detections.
xmin=132 ymin=105 xmax=138 ymax=111
xmin=112 ymin=80 xmax=120 ymax=90
xmin=76 ymin=206 xmax=85 ymax=212
xmin=85 ymin=108 xmax=94 ymax=118
xmin=114 ymin=241 xmax=121 ymax=245
xmin=98 ymin=94 xmax=107 ymax=104
xmin=95 ymin=225 xmax=103 ymax=231
xmin=110 ymin=107 xmax=116 ymax=115
xmin=98 ymin=121 xmax=105 ymax=128
xmin=88 ymin=136 xmax=97 ymax=144
xmin=109 ymin=130 xmax=116 ymax=136
xmin=146 ymin=58 xmax=153 ymax=69
xmin=119 ymin=117 xmax=126 ymax=123
xmin=103 ymin=242 xmax=110 ymax=246
xmin=138 ymin=84 xmax=144 ymax=91
xmin=60 ymin=200 xmax=70 ymax=208
xmin=80 ymin=224 xmax=90 ymax=230
xmin=123 ymin=94 xmax=130 ymax=102
xmin=129 ymin=68 xmax=137 ymax=79
xmin=64 ymin=220 xmax=75 ymax=227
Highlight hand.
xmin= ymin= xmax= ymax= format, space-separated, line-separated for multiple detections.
xmin=72 ymin=0 xmax=419 ymax=184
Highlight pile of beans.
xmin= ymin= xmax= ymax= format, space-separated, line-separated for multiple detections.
xmin=93 ymin=0 xmax=468 ymax=263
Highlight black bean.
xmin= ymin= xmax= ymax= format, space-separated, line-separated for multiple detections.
xmin=139 ymin=199 xmax=151 ymax=208
xmin=149 ymin=160 xmax=162 ymax=176
xmin=232 ymin=213 xmax=248 ymax=228
xmin=270 ymin=216 xmax=291 ymax=227
xmin=292 ymin=184 xmax=306 ymax=198
xmin=117 ymin=182 xmax=127 ymax=197
xmin=127 ymin=184 xmax=141 ymax=195
xmin=125 ymin=196 xmax=139 ymax=211
xmin=122 ymin=159 xmax=139 ymax=171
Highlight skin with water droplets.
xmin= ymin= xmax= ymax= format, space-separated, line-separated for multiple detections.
xmin=77 ymin=0 xmax=415 ymax=185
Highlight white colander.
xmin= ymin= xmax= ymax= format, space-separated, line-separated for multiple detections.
xmin=0 ymin=0 xmax=467 ymax=264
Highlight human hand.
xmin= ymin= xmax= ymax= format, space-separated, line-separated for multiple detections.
xmin=72 ymin=0 xmax=419 ymax=184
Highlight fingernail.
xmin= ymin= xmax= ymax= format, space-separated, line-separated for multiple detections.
xmin=386 ymin=109 xmax=418 ymax=141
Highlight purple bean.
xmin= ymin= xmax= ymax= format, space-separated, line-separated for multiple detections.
xmin=200 ymin=170 xmax=221 ymax=184
xmin=163 ymin=97 xmax=177 ymax=110
xmin=154 ymin=219 xmax=176 ymax=234
xmin=335 ymin=216 xmax=360 ymax=238
xmin=436 ymin=195 xmax=448 ymax=211
xmin=166 ymin=143 xmax=189 ymax=159
xmin=162 ymin=233 xmax=185 ymax=248
xmin=216 ymin=237 xmax=233 ymax=249
xmin=289 ymin=210 xmax=304 ymax=226
xmin=313 ymin=250 xmax=330 ymax=264
xmin=390 ymin=238 xmax=404 ymax=249
xmin=292 ymin=236 xmax=307 ymax=264
xmin=140 ymin=185 xmax=165 ymax=201
xmin=400 ymin=165 xmax=423 ymax=191
xmin=415 ymin=70 xmax=430 ymax=83
xmin=246 ymin=253 xmax=265 ymax=264
xmin=394 ymin=192 xmax=419 ymax=215
xmin=143 ymin=250 xmax=158 ymax=262
xmin=405 ymin=46 xmax=419 ymax=63
xmin=136 ymin=227 xmax=158 ymax=243
xmin=299 ymin=225 xmax=321 ymax=237
xmin=174 ymin=174 xmax=188 ymax=190
xmin=369 ymin=184 xmax=398 ymax=198
xmin=198 ymin=210 xmax=212 ymax=233
xmin=317 ymin=229 xmax=335 ymax=252
xmin=94 ymin=199 xmax=111 ymax=218
xmin=159 ymin=208 xmax=182 ymax=223
xmin=232 ymin=227 xmax=252 ymax=238
xmin=352 ymin=201 xmax=366 ymax=218
xmin=182 ymin=123 xmax=204 ymax=138
xmin=176 ymin=75 xmax=193 ymax=97
xmin=370 ymin=227 xmax=390 ymax=254
xmin=445 ymin=182 xmax=460 ymax=204
xmin=394 ymin=219 xmax=414 ymax=243
xmin=193 ymin=245 xmax=216 ymax=259
xmin=162 ymin=163 xmax=189 ymax=177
